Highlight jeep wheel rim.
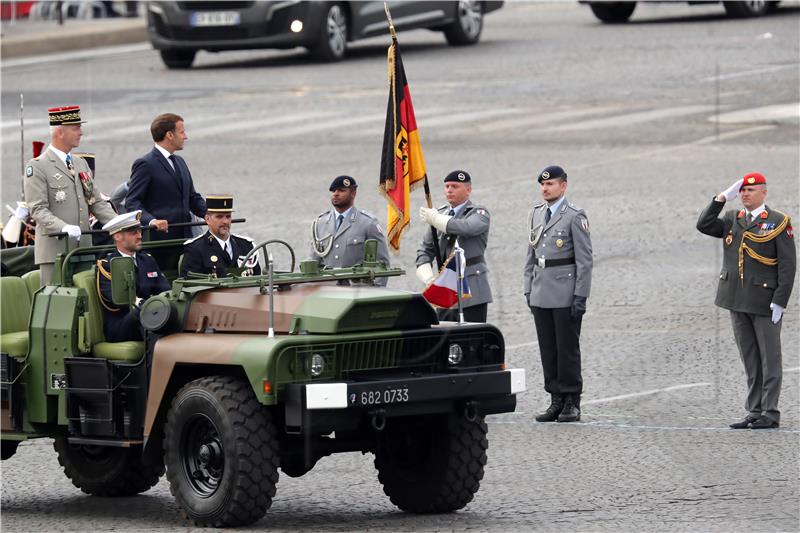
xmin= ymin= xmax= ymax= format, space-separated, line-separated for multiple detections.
xmin=181 ymin=414 xmax=224 ymax=497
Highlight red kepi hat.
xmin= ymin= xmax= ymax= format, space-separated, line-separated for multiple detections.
xmin=48 ymin=105 xmax=86 ymax=126
xmin=740 ymin=172 xmax=766 ymax=190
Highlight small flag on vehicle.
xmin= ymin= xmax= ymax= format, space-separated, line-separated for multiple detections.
xmin=422 ymin=245 xmax=471 ymax=309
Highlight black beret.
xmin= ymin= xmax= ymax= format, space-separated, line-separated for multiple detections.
xmin=538 ymin=165 xmax=567 ymax=183
xmin=444 ymin=170 xmax=471 ymax=183
xmin=329 ymin=175 xmax=358 ymax=191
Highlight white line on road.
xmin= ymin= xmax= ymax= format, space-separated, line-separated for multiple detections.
xmin=552 ymin=105 xmax=716 ymax=132
xmin=475 ymin=106 xmax=618 ymax=133
xmin=709 ymin=102 xmax=800 ymax=124
xmin=702 ymin=64 xmax=797 ymax=82
xmin=582 ymin=383 xmax=712 ymax=406
xmin=1 ymin=43 xmax=152 ymax=69
xmin=256 ymin=112 xmax=388 ymax=139
xmin=691 ymin=124 xmax=776 ymax=145
xmin=786 ymin=366 xmax=800 ymax=373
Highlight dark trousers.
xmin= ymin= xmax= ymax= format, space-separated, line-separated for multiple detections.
xmin=438 ymin=303 xmax=488 ymax=323
xmin=530 ymin=306 xmax=582 ymax=395
xmin=104 ymin=308 xmax=143 ymax=343
xmin=730 ymin=311 xmax=782 ymax=422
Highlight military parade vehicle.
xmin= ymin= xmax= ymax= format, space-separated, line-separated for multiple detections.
xmin=1 ymin=234 xmax=525 ymax=527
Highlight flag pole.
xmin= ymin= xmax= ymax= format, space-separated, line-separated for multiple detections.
xmin=384 ymin=2 xmax=442 ymax=267
xmin=20 ymin=93 xmax=25 ymax=199
xmin=456 ymin=241 xmax=465 ymax=325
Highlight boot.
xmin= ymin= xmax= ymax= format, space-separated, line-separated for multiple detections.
xmin=557 ymin=394 xmax=581 ymax=422
xmin=535 ymin=394 xmax=564 ymax=422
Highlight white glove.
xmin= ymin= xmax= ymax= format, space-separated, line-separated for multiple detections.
xmin=719 ymin=179 xmax=744 ymax=202
xmin=416 ymin=263 xmax=436 ymax=285
xmin=14 ymin=202 xmax=28 ymax=220
xmin=135 ymin=297 xmax=143 ymax=308
xmin=61 ymin=224 xmax=82 ymax=241
xmin=419 ymin=206 xmax=452 ymax=233
xmin=770 ymin=303 xmax=784 ymax=324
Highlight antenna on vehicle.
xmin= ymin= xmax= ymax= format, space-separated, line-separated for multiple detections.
xmin=268 ymin=250 xmax=275 ymax=338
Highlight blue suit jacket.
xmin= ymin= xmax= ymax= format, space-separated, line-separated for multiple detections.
xmin=126 ymin=147 xmax=206 ymax=240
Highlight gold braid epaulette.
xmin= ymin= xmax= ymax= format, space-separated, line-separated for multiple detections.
xmin=96 ymin=259 xmax=121 ymax=312
xmin=738 ymin=214 xmax=790 ymax=285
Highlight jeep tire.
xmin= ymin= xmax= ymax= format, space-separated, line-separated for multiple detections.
xmin=53 ymin=435 xmax=164 ymax=496
xmin=164 ymin=376 xmax=279 ymax=528
xmin=374 ymin=413 xmax=488 ymax=513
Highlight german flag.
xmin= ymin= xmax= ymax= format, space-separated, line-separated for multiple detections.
xmin=379 ymin=38 xmax=427 ymax=254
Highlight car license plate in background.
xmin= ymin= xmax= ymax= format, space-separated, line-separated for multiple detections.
xmin=190 ymin=11 xmax=241 ymax=27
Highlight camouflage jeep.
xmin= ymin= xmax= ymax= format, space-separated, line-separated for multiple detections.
xmin=1 ymin=236 xmax=525 ymax=527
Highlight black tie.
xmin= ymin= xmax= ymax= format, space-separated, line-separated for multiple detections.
xmin=336 ymin=214 xmax=344 ymax=231
xmin=448 ymin=209 xmax=455 ymax=217
xmin=545 ymin=208 xmax=552 ymax=224
xmin=168 ymin=154 xmax=180 ymax=176
xmin=745 ymin=213 xmax=753 ymax=225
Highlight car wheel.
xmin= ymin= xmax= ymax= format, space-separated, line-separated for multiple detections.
xmin=53 ymin=434 xmax=164 ymax=496
xmin=374 ymin=413 xmax=488 ymax=513
xmin=310 ymin=3 xmax=348 ymax=62
xmin=723 ymin=1 xmax=771 ymax=17
xmin=160 ymin=49 xmax=197 ymax=69
xmin=163 ymin=376 xmax=280 ymax=528
xmin=589 ymin=2 xmax=637 ymax=23
xmin=444 ymin=0 xmax=484 ymax=46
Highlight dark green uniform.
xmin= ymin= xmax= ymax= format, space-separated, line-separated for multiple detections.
xmin=697 ymin=198 xmax=796 ymax=424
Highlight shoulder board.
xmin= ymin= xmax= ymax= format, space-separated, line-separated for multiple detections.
xmin=358 ymin=209 xmax=376 ymax=220
xmin=567 ymin=202 xmax=584 ymax=212
xmin=183 ymin=233 xmax=205 ymax=245
xmin=233 ymin=233 xmax=254 ymax=242
xmin=533 ymin=203 xmax=546 ymax=209
xmin=144 ymin=252 xmax=153 ymax=257
xmin=438 ymin=204 xmax=449 ymax=210
xmin=316 ymin=210 xmax=331 ymax=219
xmin=768 ymin=208 xmax=786 ymax=218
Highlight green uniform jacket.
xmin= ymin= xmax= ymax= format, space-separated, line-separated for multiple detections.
xmin=697 ymin=198 xmax=796 ymax=316
xmin=23 ymin=148 xmax=116 ymax=265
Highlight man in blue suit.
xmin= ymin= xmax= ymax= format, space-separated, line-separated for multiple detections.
xmin=126 ymin=113 xmax=206 ymax=241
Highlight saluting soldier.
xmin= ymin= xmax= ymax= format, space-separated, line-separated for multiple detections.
xmin=180 ymin=195 xmax=260 ymax=277
xmin=309 ymin=176 xmax=390 ymax=285
xmin=523 ymin=165 xmax=593 ymax=423
xmin=417 ymin=170 xmax=492 ymax=322
xmin=97 ymin=210 xmax=170 ymax=343
xmin=697 ymin=173 xmax=796 ymax=429
xmin=24 ymin=106 xmax=116 ymax=285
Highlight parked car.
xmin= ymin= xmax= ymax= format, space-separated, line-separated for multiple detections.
xmin=581 ymin=1 xmax=780 ymax=23
xmin=147 ymin=1 xmax=504 ymax=69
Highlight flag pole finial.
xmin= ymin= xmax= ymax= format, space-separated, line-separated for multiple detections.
xmin=384 ymin=2 xmax=397 ymax=39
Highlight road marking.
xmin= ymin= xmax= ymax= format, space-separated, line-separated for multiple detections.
xmin=691 ymin=124 xmax=776 ymax=145
xmin=576 ymin=422 xmax=800 ymax=434
xmin=552 ymin=105 xmax=716 ymax=132
xmin=188 ymin=111 xmax=338 ymax=139
xmin=702 ymin=64 xmax=797 ymax=82
xmin=786 ymin=366 xmax=800 ymax=373
xmin=582 ymin=383 xmax=712 ymax=406
xmin=475 ymin=106 xmax=617 ymax=133
xmin=353 ymin=108 xmax=518 ymax=136
xmin=709 ymin=102 xmax=800 ymax=124
xmin=256 ymin=112 xmax=388 ymax=139
xmin=102 ymin=113 xmax=231 ymax=141
xmin=1 ymin=43 xmax=152 ymax=69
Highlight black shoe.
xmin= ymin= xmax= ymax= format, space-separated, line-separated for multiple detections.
xmin=750 ymin=416 xmax=779 ymax=429
xmin=557 ymin=394 xmax=581 ymax=423
xmin=535 ymin=394 xmax=564 ymax=422
xmin=729 ymin=415 xmax=759 ymax=429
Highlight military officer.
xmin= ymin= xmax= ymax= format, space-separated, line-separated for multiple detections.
xmin=523 ymin=165 xmax=593 ymax=423
xmin=417 ymin=170 xmax=492 ymax=322
xmin=697 ymin=173 xmax=795 ymax=429
xmin=309 ymin=176 xmax=390 ymax=286
xmin=24 ymin=106 xmax=116 ymax=285
xmin=180 ymin=195 xmax=261 ymax=277
xmin=97 ymin=211 xmax=170 ymax=343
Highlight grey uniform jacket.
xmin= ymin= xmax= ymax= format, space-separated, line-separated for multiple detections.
xmin=24 ymin=149 xmax=116 ymax=265
xmin=697 ymin=198 xmax=795 ymax=316
xmin=309 ymin=207 xmax=391 ymax=286
xmin=524 ymin=198 xmax=593 ymax=308
xmin=416 ymin=200 xmax=492 ymax=307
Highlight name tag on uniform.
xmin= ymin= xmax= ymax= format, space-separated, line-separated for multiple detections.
xmin=147 ymin=271 xmax=159 ymax=278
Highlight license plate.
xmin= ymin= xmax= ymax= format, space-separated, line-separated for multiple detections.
xmin=351 ymin=387 xmax=410 ymax=406
xmin=190 ymin=11 xmax=241 ymax=27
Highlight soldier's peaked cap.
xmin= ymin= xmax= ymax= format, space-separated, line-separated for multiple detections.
xmin=329 ymin=175 xmax=357 ymax=191
xmin=444 ymin=170 xmax=471 ymax=183
xmin=49 ymin=105 xmax=86 ymax=126
xmin=103 ymin=210 xmax=142 ymax=235
xmin=740 ymin=172 xmax=766 ymax=190
xmin=538 ymin=165 xmax=567 ymax=183
xmin=206 ymin=195 xmax=234 ymax=213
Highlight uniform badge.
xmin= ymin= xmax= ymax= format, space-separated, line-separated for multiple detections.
xmin=25 ymin=166 xmax=33 ymax=177
xmin=556 ymin=239 xmax=564 ymax=248
xmin=54 ymin=190 xmax=67 ymax=203
xmin=147 ymin=271 xmax=158 ymax=278
xmin=579 ymin=217 xmax=589 ymax=232
xmin=457 ymin=172 xmax=466 ymax=181
xmin=210 ymin=255 xmax=218 ymax=263
xmin=53 ymin=172 xmax=62 ymax=180
xmin=787 ymin=225 xmax=794 ymax=239
xmin=343 ymin=178 xmax=351 ymax=187
xmin=477 ymin=208 xmax=489 ymax=218
xmin=724 ymin=232 xmax=733 ymax=247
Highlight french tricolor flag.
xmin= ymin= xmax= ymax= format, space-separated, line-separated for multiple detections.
xmin=422 ymin=245 xmax=471 ymax=309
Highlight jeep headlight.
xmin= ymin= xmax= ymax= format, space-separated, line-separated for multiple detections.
xmin=309 ymin=353 xmax=325 ymax=377
xmin=448 ymin=344 xmax=463 ymax=365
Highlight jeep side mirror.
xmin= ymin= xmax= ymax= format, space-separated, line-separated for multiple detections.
xmin=110 ymin=256 xmax=136 ymax=306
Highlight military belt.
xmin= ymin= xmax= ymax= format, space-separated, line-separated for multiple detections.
xmin=465 ymin=255 xmax=485 ymax=267
xmin=536 ymin=256 xmax=575 ymax=268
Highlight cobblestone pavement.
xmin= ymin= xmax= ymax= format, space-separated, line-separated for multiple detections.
xmin=2 ymin=2 xmax=798 ymax=531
